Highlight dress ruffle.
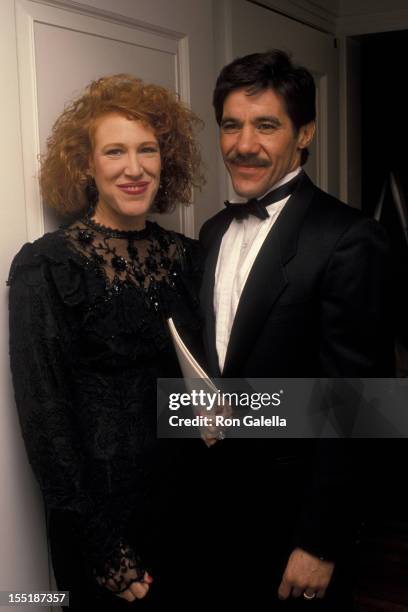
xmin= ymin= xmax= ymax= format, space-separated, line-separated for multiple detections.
xmin=8 ymin=231 xmax=86 ymax=307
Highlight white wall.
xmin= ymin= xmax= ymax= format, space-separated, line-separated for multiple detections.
xmin=0 ymin=1 xmax=51 ymax=610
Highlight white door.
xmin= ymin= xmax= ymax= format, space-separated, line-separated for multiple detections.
xmin=1 ymin=0 xmax=217 ymax=608
xmin=216 ymin=0 xmax=340 ymax=199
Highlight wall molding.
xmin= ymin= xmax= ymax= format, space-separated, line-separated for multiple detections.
xmin=337 ymin=9 xmax=408 ymax=36
xmin=247 ymin=0 xmax=338 ymax=34
xmin=248 ymin=0 xmax=408 ymax=37
xmin=25 ymin=0 xmax=185 ymax=39
xmin=16 ymin=0 xmax=44 ymax=240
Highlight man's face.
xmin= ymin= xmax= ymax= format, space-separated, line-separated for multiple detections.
xmin=220 ymin=87 xmax=314 ymax=199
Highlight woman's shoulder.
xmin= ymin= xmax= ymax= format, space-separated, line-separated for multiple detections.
xmin=7 ymin=229 xmax=83 ymax=302
xmin=152 ymin=221 xmax=201 ymax=253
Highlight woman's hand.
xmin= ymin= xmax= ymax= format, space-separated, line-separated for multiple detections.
xmin=95 ymin=541 xmax=153 ymax=600
xmin=116 ymin=571 xmax=153 ymax=602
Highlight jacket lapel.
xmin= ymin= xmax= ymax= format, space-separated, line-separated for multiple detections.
xmin=200 ymin=211 xmax=233 ymax=377
xmin=222 ymin=173 xmax=316 ymax=376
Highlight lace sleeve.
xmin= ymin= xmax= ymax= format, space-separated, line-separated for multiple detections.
xmin=8 ymin=256 xmax=91 ymax=516
xmin=93 ymin=540 xmax=146 ymax=593
xmin=8 ymin=251 xmax=147 ymax=593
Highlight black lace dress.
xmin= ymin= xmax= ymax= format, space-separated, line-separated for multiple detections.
xmin=8 ymin=217 xmax=204 ymax=609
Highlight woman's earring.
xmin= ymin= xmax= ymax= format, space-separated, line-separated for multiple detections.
xmin=86 ymin=176 xmax=99 ymax=205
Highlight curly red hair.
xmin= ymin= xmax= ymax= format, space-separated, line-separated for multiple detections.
xmin=40 ymin=74 xmax=204 ymax=215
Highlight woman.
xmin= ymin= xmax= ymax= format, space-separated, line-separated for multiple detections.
xmin=8 ymin=74 xmax=205 ymax=609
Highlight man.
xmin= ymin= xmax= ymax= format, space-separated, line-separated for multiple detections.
xmin=199 ymin=50 xmax=394 ymax=609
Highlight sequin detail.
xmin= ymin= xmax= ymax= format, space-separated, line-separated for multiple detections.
xmin=62 ymin=217 xmax=184 ymax=311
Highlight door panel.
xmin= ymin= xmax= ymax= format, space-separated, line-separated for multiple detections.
xmin=33 ymin=21 xmax=178 ymax=234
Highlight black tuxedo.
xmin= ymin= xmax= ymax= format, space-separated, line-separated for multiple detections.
xmin=200 ymin=172 xmax=394 ymax=379
xmin=197 ymin=172 xmax=395 ymax=609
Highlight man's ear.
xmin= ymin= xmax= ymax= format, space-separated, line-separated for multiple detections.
xmin=297 ymin=121 xmax=315 ymax=150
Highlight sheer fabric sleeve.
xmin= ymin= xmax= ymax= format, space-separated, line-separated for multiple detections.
xmin=8 ymin=246 xmax=146 ymax=593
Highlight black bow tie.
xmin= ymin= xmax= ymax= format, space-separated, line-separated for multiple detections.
xmin=224 ymin=171 xmax=303 ymax=221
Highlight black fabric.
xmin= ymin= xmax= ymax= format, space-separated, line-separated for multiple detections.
xmin=189 ymin=450 xmax=356 ymax=610
xmin=224 ymin=170 xmax=303 ymax=221
xmin=199 ymin=172 xmax=395 ymax=607
xmin=8 ymin=217 xmax=204 ymax=606
xmin=224 ymin=197 xmax=270 ymax=220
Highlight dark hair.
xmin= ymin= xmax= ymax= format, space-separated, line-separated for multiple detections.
xmin=213 ymin=49 xmax=316 ymax=165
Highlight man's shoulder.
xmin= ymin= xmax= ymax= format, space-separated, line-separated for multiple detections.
xmin=310 ymin=185 xmax=361 ymax=222
xmin=308 ymin=185 xmax=386 ymax=241
xmin=199 ymin=208 xmax=231 ymax=250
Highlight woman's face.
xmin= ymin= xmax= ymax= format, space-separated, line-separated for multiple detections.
xmin=89 ymin=113 xmax=161 ymax=230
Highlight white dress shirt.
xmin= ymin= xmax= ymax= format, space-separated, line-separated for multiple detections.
xmin=214 ymin=167 xmax=301 ymax=372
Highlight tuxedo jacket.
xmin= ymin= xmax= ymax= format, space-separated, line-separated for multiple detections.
xmin=198 ymin=172 xmax=395 ymax=562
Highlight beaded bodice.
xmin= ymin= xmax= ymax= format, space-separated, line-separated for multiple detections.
xmin=65 ymin=217 xmax=183 ymax=295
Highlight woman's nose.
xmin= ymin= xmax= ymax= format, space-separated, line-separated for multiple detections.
xmin=124 ymin=153 xmax=143 ymax=177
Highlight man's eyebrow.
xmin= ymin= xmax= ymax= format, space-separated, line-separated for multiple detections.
xmin=220 ymin=116 xmax=241 ymax=124
xmin=220 ymin=115 xmax=282 ymax=126
xmin=254 ymin=116 xmax=282 ymax=126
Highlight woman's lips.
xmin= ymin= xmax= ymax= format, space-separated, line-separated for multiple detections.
xmin=117 ymin=182 xmax=149 ymax=195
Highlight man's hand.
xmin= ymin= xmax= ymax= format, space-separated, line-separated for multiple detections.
xmin=278 ymin=548 xmax=335 ymax=600
xmin=116 ymin=571 xmax=153 ymax=602
xmin=198 ymin=402 xmax=232 ymax=447
xmin=200 ymin=417 xmax=222 ymax=447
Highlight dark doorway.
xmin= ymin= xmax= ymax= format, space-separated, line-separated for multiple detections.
xmin=358 ymin=30 xmax=408 ymax=373
xmin=358 ymin=30 xmax=408 ymax=216
xmin=350 ymin=30 xmax=408 ymax=611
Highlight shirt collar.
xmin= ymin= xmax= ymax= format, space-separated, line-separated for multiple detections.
xmin=260 ymin=167 xmax=302 ymax=208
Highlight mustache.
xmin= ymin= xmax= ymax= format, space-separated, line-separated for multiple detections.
xmin=226 ymin=154 xmax=271 ymax=168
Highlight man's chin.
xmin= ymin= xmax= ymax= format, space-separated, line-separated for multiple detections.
xmin=232 ymin=183 xmax=266 ymax=200
xmin=229 ymin=174 xmax=270 ymax=200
